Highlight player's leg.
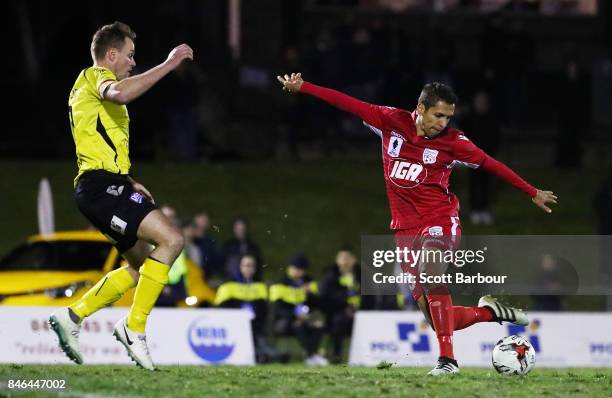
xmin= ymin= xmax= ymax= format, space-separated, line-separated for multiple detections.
xmin=415 ymin=295 xmax=433 ymax=327
xmin=67 ymin=240 xmax=150 ymax=321
xmin=49 ymin=241 xmax=150 ymax=365
xmin=51 ymin=265 xmax=136 ymax=365
xmin=419 ymin=248 xmax=456 ymax=362
xmin=396 ymin=228 xmax=431 ymax=325
xmin=122 ymin=239 xmax=152 ymax=277
xmin=476 ymin=295 xmax=528 ymax=326
xmin=113 ymin=209 xmax=183 ymax=370
xmin=417 ymin=223 xmax=463 ymax=376
xmin=449 ymin=299 xmax=528 ymax=331
xmin=422 ymin=280 xmax=460 ymax=374
xmin=124 ymin=209 xmax=184 ymax=334
xmin=50 ymin=172 xmax=149 ymax=364
xmin=452 ymin=305 xmax=493 ymax=330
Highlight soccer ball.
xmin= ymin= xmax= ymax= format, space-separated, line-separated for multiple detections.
xmin=492 ymin=335 xmax=536 ymax=375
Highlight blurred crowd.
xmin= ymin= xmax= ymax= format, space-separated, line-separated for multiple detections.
xmin=9 ymin=2 xmax=610 ymax=169
xmin=156 ymin=14 xmax=609 ymax=224
xmin=151 ymin=205 xmax=411 ymax=365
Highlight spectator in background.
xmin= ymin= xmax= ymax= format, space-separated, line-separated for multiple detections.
xmin=155 ymin=206 xmax=217 ymax=308
xmin=340 ymin=26 xmax=385 ymax=141
xmin=595 ymin=167 xmax=612 ymax=310
xmin=270 ymin=254 xmax=328 ymax=366
xmin=222 ymin=218 xmax=263 ymax=280
xmin=160 ymin=205 xmax=180 ymax=226
xmin=182 ymin=222 xmax=202 ymax=267
xmin=595 ymin=166 xmax=612 ymax=232
xmin=531 ymin=254 xmax=563 ymax=311
xmin=215 ymin=254 xmax=286 ymax=363
xmin=360 ymin=293 xmax=403 ymax=310
xmin=591 ymin=47 xmax=612 ymax=131
xmin=192 ymin=211 xmax=221 ymax=280
xmin=459 ymin=75 xmax=501 ymax=225
xmin=305 ymin=28 xmax=343 ymax=153
xmin=420 ymin=24 xmax=455 ymax=88
xmin=277 ymin=46 xmax=306 ymax=160
xmin=163 ymin=61 xmax=203 ymax=162
xmin=156 ymin=252 xmax=189 ymax=307
xmin=531 ymin=254 xmax=578 ymax=311
xmin=319 ymin=247 xmax=360 ymax=363
xmin=555 ymin=42 xmax=588 ymax=169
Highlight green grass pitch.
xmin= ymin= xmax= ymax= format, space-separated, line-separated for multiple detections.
xmin=1 ymin=365 xmax=611 ymax=397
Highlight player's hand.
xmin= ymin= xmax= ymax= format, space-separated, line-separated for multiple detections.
xmin=132 ymin=182 xmax=155 ymax=205
xmin=532 ymin=189 xmax=557 ymax=213
xmin=277 ymin=72 xmax=304 ymax=93
xmin=165 ymin=44 xmax=194 ymax=70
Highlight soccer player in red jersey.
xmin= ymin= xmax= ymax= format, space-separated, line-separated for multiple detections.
xmin=277 ymin=73 xmax=557 ymax=375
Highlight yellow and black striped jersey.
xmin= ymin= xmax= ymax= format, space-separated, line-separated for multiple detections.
xmin=68 ymin=66 xmax=131 ymax=185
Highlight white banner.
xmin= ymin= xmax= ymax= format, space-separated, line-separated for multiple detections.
xmin=349 ymin=311 xmax=612 ymax=368
xmin=0 ymin=307 xmax=255 ymax=365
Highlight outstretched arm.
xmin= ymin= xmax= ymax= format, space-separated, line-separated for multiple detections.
xmin=453 ymin=134 xmax=557 ymax=214
xmin=277 ymin=72 xmax=385 ymax=127
xmin=480 ymin=156 xmax=558 ymax=213
xmin=103 ymin=44 xmax=194 ymax=105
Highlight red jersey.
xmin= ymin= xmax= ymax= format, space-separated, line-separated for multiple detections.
xmin=301 ymin=82 xmax=537 ymax=230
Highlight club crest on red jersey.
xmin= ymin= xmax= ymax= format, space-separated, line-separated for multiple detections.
xmin=422 ymin=148 xmax=439 ymax=164
xmin=388 ymin=159 xmax=426 ymax=188
xmin=428 ymin=226 xmax=443 ymax=237
xmin=387 ymin=136 xmax=404 ymax=157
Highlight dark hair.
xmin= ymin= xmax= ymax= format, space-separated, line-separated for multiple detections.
xmin=418 ymin=82 xmax=458 ymax=109
xmin=338 ymin=245 xmax=354 ymax=254
xmin=91 ymin=21 xmax=136 ymax=61
xmin=288 ymin=253 xmax=309 ymax=269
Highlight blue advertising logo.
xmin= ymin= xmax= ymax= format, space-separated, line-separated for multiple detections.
xmin=398 ymin=322 xmax=430 ymax=352
xmin=590 ymin=343 xmax=612 ymax=355
xmin=508 ymin=319 xmax=541 ymax=353
xmin=480 ymin=320 xmax=542 ymax=353
xmin=187 ymin=318 xmax=235 ymax=363
xmin=370 ymin=342 xmax=399 ymax=352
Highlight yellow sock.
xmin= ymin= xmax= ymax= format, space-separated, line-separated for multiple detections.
xmin=69 ymin=266 xmax=136 ymax=319
xmin=127 ymin=257 xmax=170 ymax=333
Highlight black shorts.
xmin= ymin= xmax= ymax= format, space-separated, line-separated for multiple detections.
xmin=75 ymin=170 xmax=157 ymax=253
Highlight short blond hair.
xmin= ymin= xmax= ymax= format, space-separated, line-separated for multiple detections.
xmin=91 ymin=21 xmax=136 ymax=61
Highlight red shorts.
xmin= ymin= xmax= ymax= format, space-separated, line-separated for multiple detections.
xmin=394 ymin=216 xmax=461 ymax=300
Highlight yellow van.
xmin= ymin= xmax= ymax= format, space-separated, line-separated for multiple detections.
xmin=0 ymin=230 xmax=214 ymax=307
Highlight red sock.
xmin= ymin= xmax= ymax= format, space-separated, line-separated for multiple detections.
xmin=427 ymin=290 xmax=455 ymax=360
xmin=453 ymin=306 xmax=493 ymax=331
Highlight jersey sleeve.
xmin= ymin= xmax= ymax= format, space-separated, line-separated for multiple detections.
xmin=89 ymin=67 xmax=117 ymax=99
xmin=450 ymin=133 xmax=487 ymax=168
xmin=481 ymin=156 xmax=538 ymax=197
xmin=300 ymin=81 xmax=396 ymax=130
xmin=451 ymin=133 xmax=537 ymax=196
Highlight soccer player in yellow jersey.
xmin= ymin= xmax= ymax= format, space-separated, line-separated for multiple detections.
xmin=49 ymin=21 xmax=193 ymax=370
